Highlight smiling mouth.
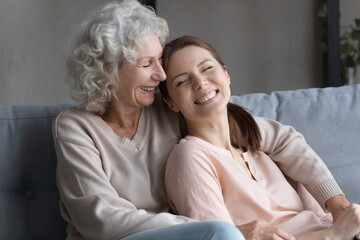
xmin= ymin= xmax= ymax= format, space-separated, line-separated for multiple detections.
xmin=195 ymin=90 xmax=218 ymax=104
xmin=141 ymin=86 xmax=157 ymax=91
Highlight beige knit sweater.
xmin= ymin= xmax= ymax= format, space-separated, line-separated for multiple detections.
xmin=53 ymin=93 xmax=342 ymax=240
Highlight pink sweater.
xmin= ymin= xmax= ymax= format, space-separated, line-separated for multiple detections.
xmin=165 ymin=136 xmax=333 ymax=237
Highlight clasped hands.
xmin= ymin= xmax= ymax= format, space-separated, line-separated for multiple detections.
xmin=236 ymin=195 xmax=360 ymax=240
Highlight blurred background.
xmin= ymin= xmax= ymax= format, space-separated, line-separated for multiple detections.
xmin=0 ymin=0 xmax=359 ymax=105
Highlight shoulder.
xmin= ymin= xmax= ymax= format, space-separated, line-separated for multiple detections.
xmin=172 ymin=137 xmax=210 ymax=157
xmin=253 ymin=116 xmax=295 ymax=131
xmin=253 ymin=116 xmax=277 ymax=127
xmin=167 ymin=137 xmax=212 ymax=171
xmin=165 ymin=137 xmax=220 ymax=191
xmin=56 ymin=107 xmax=89 ymax=123
xmin=53 ymin=107 xmax=100 ymax=144
xmin=253 ymin=116 xmax=300 ymax=140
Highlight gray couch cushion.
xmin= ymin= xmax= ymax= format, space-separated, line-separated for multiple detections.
xmin=0 ymin=103 xmax=73 ymax=239
xmin=0 ymin=84 xmax=358 ymax=239
xmin=231 ymin=84 xmax=360 ymax=203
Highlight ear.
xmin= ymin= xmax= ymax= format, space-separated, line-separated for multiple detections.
xmin=163 ymin=97 xmax=180 ymax=112
xmin=224 ymin=66 xmax=231 ymax=85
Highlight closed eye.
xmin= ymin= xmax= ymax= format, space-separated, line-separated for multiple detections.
xmin=176 ymin=80 xmax=186 ymax=87
xmin=142 ymin=57 xmax=162 ymax=68
xmin=202 ymin=66 xmax=213 ymax=72
xmin=142 ymin=62 xmax=151 ymax=68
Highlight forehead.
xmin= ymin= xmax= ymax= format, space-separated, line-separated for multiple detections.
xmin=174 ymin=45 xmax=211 ymax=59
xmin=137 ymin=34 xmax=163 ymax=58
xmin=168 ymin=46 xmax=213 ymax=69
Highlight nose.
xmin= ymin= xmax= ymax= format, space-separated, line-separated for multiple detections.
xmin=192 ymin=75 xmax=208 ymax=90
xmin=152 ymin=61 xmax=166 ymax=82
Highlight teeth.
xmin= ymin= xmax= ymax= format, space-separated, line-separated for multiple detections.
xmin=196 ymin=91 xmax=216 ymax=104
xmin=142 ymin=86 xmax=156 ymax=91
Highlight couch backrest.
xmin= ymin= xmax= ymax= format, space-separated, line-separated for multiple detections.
xmin=231 ymin=84 xmax=360 ymax=203
xmin=0 ymin=103 xmax=73 ymax=240
xmin=0 ymin=85 xmax=359 ymax=239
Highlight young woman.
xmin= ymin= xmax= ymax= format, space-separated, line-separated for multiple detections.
xmin=159 ymin=35 xmax=360 ymax=240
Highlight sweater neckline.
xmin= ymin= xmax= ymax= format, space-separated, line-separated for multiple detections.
xmin=182 ymin=135 xmax=259 ymax=181
xmin=183 ymin=135 xmax=250 ymax=160
xmin=91 ymin=108 xmax=147 ymax=150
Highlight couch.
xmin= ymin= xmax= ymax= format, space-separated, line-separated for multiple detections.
xmin=1 ymin=84 xmax=359 ymax=239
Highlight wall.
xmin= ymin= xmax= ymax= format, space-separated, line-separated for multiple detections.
xmin=340 ymin=0 xmax=360 ymax=84
xmin=0 ymin=0 xmax=358 ymax=104
xmin=158 ymin=0 xmax=323 ymax=95
xmin=0 ymin=0 xmax=110 ymax=105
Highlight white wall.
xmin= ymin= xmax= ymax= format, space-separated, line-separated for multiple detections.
xmin=0 ymin=0 xmax=358 ymax=104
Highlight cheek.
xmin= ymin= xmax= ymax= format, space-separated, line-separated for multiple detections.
xmin=131 ymin=68 xmax=151 ymax=83
xmin=170 ymin=89 xmax=192 ymax=108
xmin=217 ymin=72 xmax=230 ymax=86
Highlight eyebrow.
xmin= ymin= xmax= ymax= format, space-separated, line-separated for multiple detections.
xmin=171 ymin=59 xmax=211 ymax=82
xmin=197 ymin=59 xmax=211 ymax=67
xmin=137 ymin=52 xmax=163 ymax=61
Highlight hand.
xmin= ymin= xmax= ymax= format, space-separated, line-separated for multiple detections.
xmin=325 ymin=194 xmax=350 ymax=222
xmin=236 ymin=220 xmax=295 ymax=240
xmin=330 ymin=203 xmax=360 ymax=239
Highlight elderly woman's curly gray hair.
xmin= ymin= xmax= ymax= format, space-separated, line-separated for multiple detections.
xmin=66 ymin=0 xmax=169 ymax=114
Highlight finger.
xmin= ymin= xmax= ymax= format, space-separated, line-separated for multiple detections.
xmin=273 ymin=227 xmax=296 ymax=240
xmin=271 ymin=233 xmax=284 ymax=240
xmin=356 ymin=232 xmax=360 ymax=239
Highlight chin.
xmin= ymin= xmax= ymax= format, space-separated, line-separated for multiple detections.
xmin=141 ymin=98 xmax=155 ymax=107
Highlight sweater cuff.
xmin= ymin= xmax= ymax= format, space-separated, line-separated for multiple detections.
xmin=311 ymin=178 xmax=344 ymax=210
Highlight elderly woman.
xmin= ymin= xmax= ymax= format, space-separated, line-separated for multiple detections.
xmin=54 ymin=1 xmax=348 ymax=239
xmin=160 ymin=35 xmax=360 ymax=240
xmin=54 ymin=1 xmax=243 ymax=239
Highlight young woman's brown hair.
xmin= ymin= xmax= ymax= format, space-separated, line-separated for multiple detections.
xmin=159 ymin=35 xmax=261 ymax=154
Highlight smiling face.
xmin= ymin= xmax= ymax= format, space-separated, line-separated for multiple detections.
xmin=115 ymin=34 xmax=166 ymax=109
xmin=164 ymin=45 xmax=231 ymax=122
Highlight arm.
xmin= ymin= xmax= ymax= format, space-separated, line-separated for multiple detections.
xmin=54 ymin=115 xmax=192 ymax=240
xmin=255 ymin=117 xmax=345 ymax=210
xmin=326 ymin=195 xmax=350 ymax=222
xmin=296 ymin=204 xmax=360 ymax=240
xmin=56 ymin=139 xmax=193 ymax=240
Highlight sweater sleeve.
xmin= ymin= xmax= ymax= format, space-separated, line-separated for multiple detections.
xmin=54 ymin=119 xmax=193 ymax=240
xmin=254 ymin=116 xmax=343 ymax=209
xmin=165 ymin=143 xmax=234 ymax=225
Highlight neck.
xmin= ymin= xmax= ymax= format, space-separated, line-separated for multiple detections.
xmin=186 ymin=110 xmax=233 ymax=151
xmin=100 ymin=101 xmax=143 ymax=139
